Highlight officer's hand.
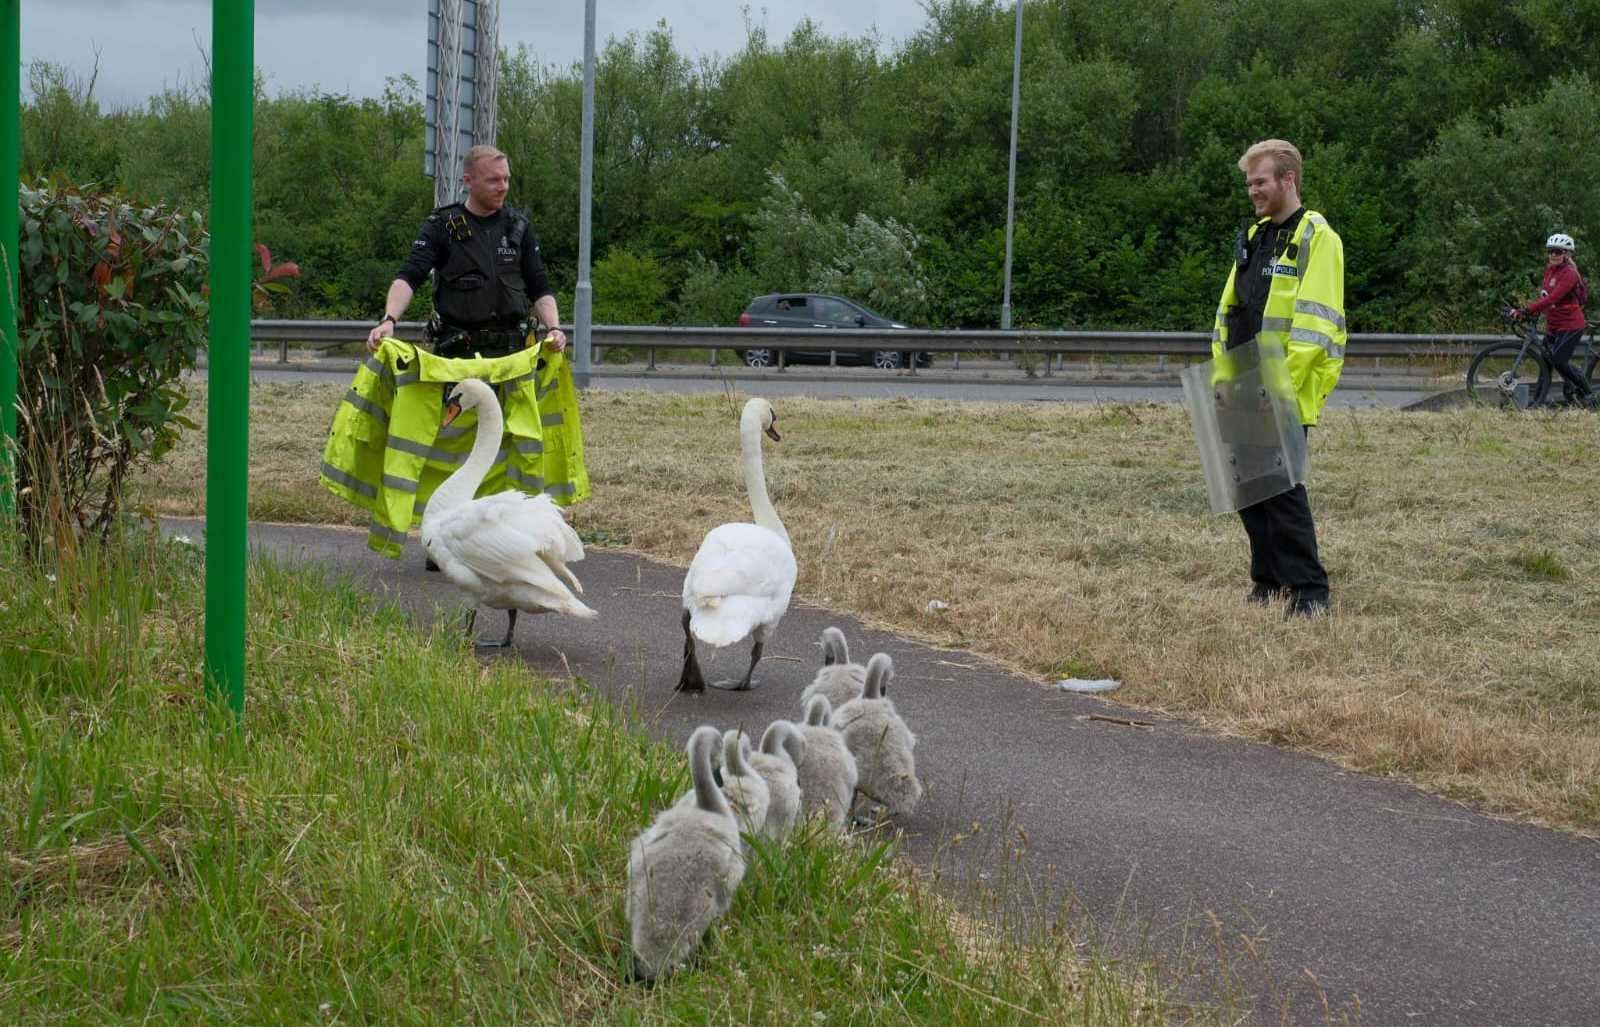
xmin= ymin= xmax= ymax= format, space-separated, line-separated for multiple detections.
xmin=543 ymin=328 xmax=567 ymax=352
xmin=366 ymin=322 xmax=390 ymax=352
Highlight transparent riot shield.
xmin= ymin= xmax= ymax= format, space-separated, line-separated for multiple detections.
xmin=1180 ymin=337 xmax=1308 ymax=515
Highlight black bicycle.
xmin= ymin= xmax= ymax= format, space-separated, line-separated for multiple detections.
xmin=1464 ymin=307 xmax=1600 ymax=408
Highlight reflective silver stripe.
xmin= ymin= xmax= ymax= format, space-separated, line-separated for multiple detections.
xmin=320 ymin=462 xmax=377 ymax=499
xmin=382 ymin=474 xmax=419 ymax=494
xmin=1290 ymin=327 xmax=1343 ymax=358
xmin=541 ymin=412 xmax=564 ymax=428
xmin=395 ymin=368 xmax=421 ymax=388
xmin=1261 ymin=316 xmax=1293 ymax=334
xmin=545 ymin=481 xmax=576 ymax=498
xmin=1294 ymin=299 xmax=1346 ymax=330
xmin=343 ymin=389 xmax=388 ymax=425
xmin=513 ymin=438 xmax=544 ymax=456
xmin=387 ymin=435 xmax=468 ymax=466
xmin=436 ymin=425 xmax=471 ymax=441
xmin=1298 ymin=216 xmax=1316 ymax=269
xmin=506 ymin=466 xmax=546 ymax=491
xmin=501 ymin=370 xmax=535 ymax=387
xmin=368 ymin=520 xmax=409 ymax=547
xmin=537 ymin=378 xmax=559 ymax=401
xmin=363 ymin=356 xmax=385 ymax=376
xmin=1211 ymin=328 xmax=1222 ymax=343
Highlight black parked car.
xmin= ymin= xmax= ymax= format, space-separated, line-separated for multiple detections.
xmin=735 ymin=293 xmax=931 ymax=369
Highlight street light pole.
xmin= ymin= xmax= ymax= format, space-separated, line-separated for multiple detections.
xmin=573 ymin=0 xmax=596 ymax=388
xmin=1000 ymin=0 xmax=1022 ymax=330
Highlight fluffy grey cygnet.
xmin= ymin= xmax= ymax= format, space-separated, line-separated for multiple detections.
xmin=800 ymin=626 xmax=867 ymax=711
xmin=718 ymin=729 xmax=770 ymax=844
xmin=746 ymin=720 xmax=805 ymax=842
xmin=627 ymin=725 xmax=745 ymax=982
xmin=795 ymin=695 xmax=859 ymax=832
xmin=834 ymin=653 xmax=922 ymax=816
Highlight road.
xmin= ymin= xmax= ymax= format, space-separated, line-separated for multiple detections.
xmin=171 ymin=517 xmax=1600 ymax=1026
xmin=217 ymin=355 xmax=1438 ymax=409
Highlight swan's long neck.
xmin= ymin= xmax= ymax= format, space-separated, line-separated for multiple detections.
xmin=691 ymin=729 xmax=730 ymax=814
xmin=422 ymin=388 xmax=503 ymax=530
xmin=741 ymin=417 xmax=788 ymax=543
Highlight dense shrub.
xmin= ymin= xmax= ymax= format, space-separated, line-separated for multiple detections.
xmin=14 ymin=181 xmax=209 ymax=544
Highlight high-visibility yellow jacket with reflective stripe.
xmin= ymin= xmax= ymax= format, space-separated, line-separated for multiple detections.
xmin=1212 ymin=210 xmax=1347 ymax=425
xmin=318 ymin=337 xmax=590 ymax=557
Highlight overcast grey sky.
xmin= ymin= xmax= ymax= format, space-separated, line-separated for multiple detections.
xmin=21 ymin=1 xmax=933 ymax=109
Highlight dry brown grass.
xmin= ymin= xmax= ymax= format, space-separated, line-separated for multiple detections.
xmin=130 ymin=381 xmax=1600 ymax=831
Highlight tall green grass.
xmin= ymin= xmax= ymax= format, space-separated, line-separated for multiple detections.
xmin=0 ymin=524 xmax=1195 ymax=1024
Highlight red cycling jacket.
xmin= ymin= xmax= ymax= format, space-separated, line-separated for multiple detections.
xmin=1524 ymin=261 xmax=1587 ymax=331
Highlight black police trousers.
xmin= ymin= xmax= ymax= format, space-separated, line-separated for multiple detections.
xmin=1238 ymin=482 xmax=1328 ymax=605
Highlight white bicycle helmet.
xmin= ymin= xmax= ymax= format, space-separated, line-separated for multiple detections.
xmin=1546 ymin=232 xmax=1575 ymax=251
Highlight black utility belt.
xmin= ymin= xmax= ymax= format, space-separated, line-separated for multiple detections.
xmin=428 ymin=322 xmax=530 ymax=357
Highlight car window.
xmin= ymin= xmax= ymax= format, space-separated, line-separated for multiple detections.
xmin=812 ymin=297 xmax=856 ymax=324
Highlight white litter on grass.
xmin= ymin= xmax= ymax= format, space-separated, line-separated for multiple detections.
xmin=1057 ymin=678 xmax=1121 ymax=693
xmin=926 ymin=599 xmax=949 ymax=613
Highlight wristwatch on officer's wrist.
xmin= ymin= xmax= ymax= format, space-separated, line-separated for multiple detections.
xmin=378 ymin=314 xmax=395 ymax=326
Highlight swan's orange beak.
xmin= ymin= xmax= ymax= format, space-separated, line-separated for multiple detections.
xmin=442 ymin=392 xmax=464 ymax=427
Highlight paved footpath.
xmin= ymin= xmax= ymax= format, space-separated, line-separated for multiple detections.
xmin=175 ymin=518 xmax=1600 ymax=1026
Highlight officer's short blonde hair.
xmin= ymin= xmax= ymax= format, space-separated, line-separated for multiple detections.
xmin=1238 ymin=139 xmax=1303 ymax=186
xmin=463 ymin=145 xmax=508 ymax=172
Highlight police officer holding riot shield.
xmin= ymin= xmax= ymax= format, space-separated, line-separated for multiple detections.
xmin=1211 ymin=140 xmax=1347 ymax=618
xmin=367 ymin=145 xmax=567 ymax=357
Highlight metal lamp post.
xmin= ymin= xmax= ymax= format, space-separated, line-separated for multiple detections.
xmin=1000 ymin=0 xmax=1022 ymax=330
xmin=573 ymin=0 xmax=596 ymax=388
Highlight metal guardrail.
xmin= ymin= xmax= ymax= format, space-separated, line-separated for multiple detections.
xmin=251 ymin=319 xmax=1505 ymax=372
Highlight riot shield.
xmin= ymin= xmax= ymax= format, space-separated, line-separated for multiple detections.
xmin=1180 ymin=337 xmax=1308 ymax=515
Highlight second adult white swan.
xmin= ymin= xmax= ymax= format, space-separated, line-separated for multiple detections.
xmin=677 ymin=397 xmax=795 ymax=691
xmin=421 ymin=378 xmax=595 ymax=647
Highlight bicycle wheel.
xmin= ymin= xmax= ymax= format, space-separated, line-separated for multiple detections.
xmin=1465 ymin=342 xmax=1552 ymax=408
xmin=1585 ymin=349 xmax=1599 ymax=393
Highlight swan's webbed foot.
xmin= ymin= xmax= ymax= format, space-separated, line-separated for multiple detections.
xmin=676 ymin=609 xmax=707 ymax=692
xmin=470 ymin=609 xmax=517 ymax=650
xmin=709 ymin=637 xmax=764 ymax=691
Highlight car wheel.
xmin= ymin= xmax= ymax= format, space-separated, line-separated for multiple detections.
xmin=743 ymin=348 xmax=774 ymax=368
xmin=872 ymin=350 xmax=903 ymax=370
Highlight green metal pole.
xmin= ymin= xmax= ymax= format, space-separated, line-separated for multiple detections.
xmin=0 ymin=0 xmax=19 ymax=517
xmin=205 ymin=0 xmax=253 ymax=721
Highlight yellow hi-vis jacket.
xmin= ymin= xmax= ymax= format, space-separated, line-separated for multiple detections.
xmin=1212 ymin=209 xmax=1347 ymax=425
xmin=318 ymin=337 xmax=590 ymax=557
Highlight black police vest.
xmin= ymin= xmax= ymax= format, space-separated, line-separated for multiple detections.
xmin=432 ymin=204 xmax=533 ymax=329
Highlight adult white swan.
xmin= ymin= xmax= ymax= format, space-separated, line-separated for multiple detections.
xmin=677 ymin=397 xmax=796 ymax=691
xmin=421 ymin=378 xmax=595 ymax=647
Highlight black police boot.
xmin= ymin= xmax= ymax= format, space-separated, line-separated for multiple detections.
xmin=1287 ymin=593 xmax=1330 ymax=619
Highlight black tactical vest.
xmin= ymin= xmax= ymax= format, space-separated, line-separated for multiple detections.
xmin=431 ymin=203 xmax=533 ymax=329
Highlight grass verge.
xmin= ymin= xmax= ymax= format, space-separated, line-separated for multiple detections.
xmin=128 ymin=383 xmax=1600 ymax=832
xmin=0 ymin=523 xmax=1210 ymax=1023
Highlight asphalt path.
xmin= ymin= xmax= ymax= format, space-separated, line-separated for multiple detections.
xmin=214 ymin=356 xmax=1435 ymax=408
xmin=168 ymin=516 xmax=1600 ymax=1026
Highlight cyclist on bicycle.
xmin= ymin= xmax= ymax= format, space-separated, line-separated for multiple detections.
xmin=1511 ymin=232 xmax=1597 ymax=408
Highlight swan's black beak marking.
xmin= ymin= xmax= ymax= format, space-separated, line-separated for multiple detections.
xmin=764 ymin=421 xmax=781 ymax=442
xmin=442 ymin=393 xmax=464 ymax=428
